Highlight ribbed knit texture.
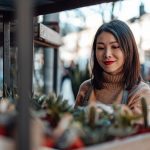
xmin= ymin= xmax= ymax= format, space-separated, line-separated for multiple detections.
xmin=90 ymin=72 xmax=124 ymax=104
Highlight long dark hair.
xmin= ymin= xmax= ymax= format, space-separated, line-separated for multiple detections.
xmin=91 ymin=20 xmax=141 ymax=90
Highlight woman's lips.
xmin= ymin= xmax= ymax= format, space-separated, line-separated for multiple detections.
xmin=103 ymin=61 xmax=115 ymax=65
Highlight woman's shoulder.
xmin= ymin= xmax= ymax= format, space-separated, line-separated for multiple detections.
xmin=135 ymin=81 xmax=150 ymax=90
xmin=79 ymin=79 xmax=92 ymax=91
xmin=75 ymin=79 xmax=92 ymax=107
xmin=128 ymin=81 xmax=150 ymax=96
xmin=140 ymin=81 xmax=150 ymax=87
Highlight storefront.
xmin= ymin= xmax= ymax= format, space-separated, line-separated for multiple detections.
xmin=0 ymin=0 xmax=150 ymax=150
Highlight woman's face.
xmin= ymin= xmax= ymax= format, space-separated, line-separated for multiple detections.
xmin=96 ymin=31 xmax=124 ymax=75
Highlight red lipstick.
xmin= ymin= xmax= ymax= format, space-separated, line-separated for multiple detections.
xmin=104 ymin=61 xmax=115 ymax=65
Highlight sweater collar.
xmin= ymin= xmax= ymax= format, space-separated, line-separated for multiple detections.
xmin=102 ymin=72 xmax=124 ymax=89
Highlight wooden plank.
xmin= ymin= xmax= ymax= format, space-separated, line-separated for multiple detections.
xmin=35 ymin=0 xmax=119 ymax=15
xmin=38 ymin=23 xmax=62 ymax=47
xmin=53 ymin=48 xmax=58 ymax=94
xmin=85 ymin=133 xmax=150 ymax=150
xmin=34 ymin=39 xmax=60 ymax=48
xmin=0 ymin=22 xmax=61 ymax=47
xmin=0 ymin=137 xmax=15 ymax=150
xmin=0 ymin=0 xmax=120 ymax=16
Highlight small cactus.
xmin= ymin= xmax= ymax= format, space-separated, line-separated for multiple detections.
xmin=141 ymin=97 xmax=148 ymax=128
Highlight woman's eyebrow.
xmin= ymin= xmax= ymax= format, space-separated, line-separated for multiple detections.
xmin=96 ymin=41 xmax=118 ymax=44
xmin=96 ymin=42 xmax=104 ymax=44
xmin=109 ymin=41 xmax=118 ymax=44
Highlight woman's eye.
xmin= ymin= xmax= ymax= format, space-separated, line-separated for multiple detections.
xmin=97 ymin=47 xmax=104 ymax=50
xmin=112 ymin=45 xmax=119 ymax=49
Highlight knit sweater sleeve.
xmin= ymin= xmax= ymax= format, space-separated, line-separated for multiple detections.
xmin=127 ymin=81 xmax=150 ymax=115
xmin=74 ymin=79 xmax=91 ymax=108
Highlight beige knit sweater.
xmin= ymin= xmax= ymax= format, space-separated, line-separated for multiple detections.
xmin=75 ymin=72 xmax=150 ymax=115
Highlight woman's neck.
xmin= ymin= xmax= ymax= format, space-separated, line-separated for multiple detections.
xmin=102 ymin=72 xmax=124 ymax=89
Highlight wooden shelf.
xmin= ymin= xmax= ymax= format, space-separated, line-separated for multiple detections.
xmin=34 ymin=23 xmax=62 ymax=48
xmin=85 ymin=133 xmax=150 ymax=150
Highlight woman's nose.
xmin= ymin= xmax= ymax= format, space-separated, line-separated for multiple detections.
xmin=104 ymin=48 xmax=112 ymax=58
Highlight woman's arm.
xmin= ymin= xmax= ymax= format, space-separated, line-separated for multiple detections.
xmin=74 ymin=80 xmax=91 ymax=108
xmin=127 ymin=82 xmax=150 ymax=115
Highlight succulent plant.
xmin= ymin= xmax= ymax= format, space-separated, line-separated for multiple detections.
xmin=30 ymin=92 xmax=150 ymax=149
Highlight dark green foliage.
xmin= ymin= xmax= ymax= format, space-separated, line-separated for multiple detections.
xmin=30 ymin=93 xmax=74 ymax=127
xmin=31 ymin=93 xmax=74 ymax=113
xmin=70 ymin=63 xmax=90 ymax=99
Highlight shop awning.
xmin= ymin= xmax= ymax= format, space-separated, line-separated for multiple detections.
xmin=0 ymin=0 xmax=119 ymax=16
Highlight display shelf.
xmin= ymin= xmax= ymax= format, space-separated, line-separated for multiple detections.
xmin=1 ymin=133 xmax=150 ymax=150
xmin=85 ymin=133 xmax=150 ymax=150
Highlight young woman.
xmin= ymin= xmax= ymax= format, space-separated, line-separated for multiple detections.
xmin=75 ymin=20 xmax=150 ymax=115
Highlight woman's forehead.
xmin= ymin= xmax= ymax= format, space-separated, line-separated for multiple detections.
xmin=96 ymin=32 xmax=118 ymax=43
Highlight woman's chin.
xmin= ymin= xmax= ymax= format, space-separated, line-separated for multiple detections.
xmin=104 ymin=70 xmax=120 ymax=75
xmin=103 ymin=67 xmax=123 ymax=75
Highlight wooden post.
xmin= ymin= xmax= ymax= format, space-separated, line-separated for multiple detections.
xmin=43 ymin=14 xmax=60 ymax=94
xmin=3 ymin=14 xmax=11 ymax=97
xmin=16 ymin=0 xmax=33 ymax=150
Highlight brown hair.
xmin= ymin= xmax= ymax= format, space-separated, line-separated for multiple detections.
xmin=91 ymin=20 xmax=141 ymax=90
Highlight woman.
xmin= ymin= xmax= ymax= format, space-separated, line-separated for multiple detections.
xmin=75 ymin=20 xmax=150 ymax=115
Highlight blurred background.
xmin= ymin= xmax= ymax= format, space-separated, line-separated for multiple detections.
xmin=0 ymin=0 xmax=150 ymax=106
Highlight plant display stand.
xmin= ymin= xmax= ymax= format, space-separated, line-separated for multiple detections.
xmin=85 ymin=133 xmax=150 ymax=150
